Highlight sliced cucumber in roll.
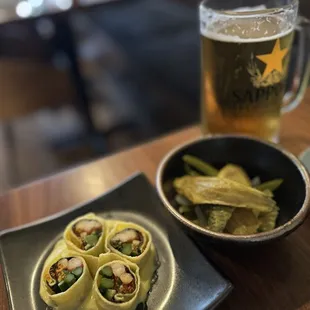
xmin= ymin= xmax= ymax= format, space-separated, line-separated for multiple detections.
xmin=63 ymin=213 xmax=108 ymax=276
xmin=106 ymin=222 xmax=152 ymax=268
xmin=64 ymin=213 xmax=106 ymax=256
xmin=40 ymin=255 xmax=92 ymax=310
xmin=94 ymin=255 xmax=140 ymax=310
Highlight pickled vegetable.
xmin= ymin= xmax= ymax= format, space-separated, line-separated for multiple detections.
xmin=218 ymin=164 xmax=251 ymax=186
xmin=182 ymin=155 xmax=219 ymax=176
xmin=251 ymin=176 xmax=261 ymax=187
xmin=179 ymin=207 xmax=197 ymax=221
xmin=206 ymin=206 xmax=234 ymax=233
xmin=173 ymin=157 xmax=283 ymax=235
xmin=194 ymin=206 xmax=207 ymax=227
xmin=175 ymin=194 xmax=191 ymax=206
xmin=225 ymin=209 xmax=260 ymax=235
xmin=174 ymin=176 xmax=276 ymax=212
xmin=184 ymin=163 xmax=200 ymax=176
xmin=258 ymin=208 xmax=279 ymax=232
xmin=255 ymin=179 xmax=283 ymax=192
xmin=178 ymin=205 xmax=191 ymax=214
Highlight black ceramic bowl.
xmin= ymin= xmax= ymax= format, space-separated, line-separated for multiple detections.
xmin=156 ymin=135 xmax=310 ymax=244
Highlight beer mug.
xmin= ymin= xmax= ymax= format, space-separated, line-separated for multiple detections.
xmin=200 ymin=0 xmax=310 ymax=142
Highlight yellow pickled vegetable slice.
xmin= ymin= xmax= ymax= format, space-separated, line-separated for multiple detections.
xmin=218 ymin=164 xmax=251 ymax=186
xmin=255 ymin=179 xmax=283 ymax=192
xmin=225 ymin=209 xmax=260 ymax=235
xmin=206 ymin=206 xmax=234 ymax=233
xmin=252 ymin=210 xmax=260 ymax=218
xmin=173 ymin=176 xmax=276 ymax=212
xmin=258 ymin=208 xmax=279 ymax=232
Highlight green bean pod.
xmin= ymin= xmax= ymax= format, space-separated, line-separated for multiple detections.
xmin=182 ymin=155 xmax=219 ymax=176
xmin=255 ymin=179 xmax=283 ymax=192
xmin=184 ymin=163 xmax=200 ymax=176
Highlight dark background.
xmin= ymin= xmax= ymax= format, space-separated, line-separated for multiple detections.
xmin=0 ymin=0 xmax=309 ymax=193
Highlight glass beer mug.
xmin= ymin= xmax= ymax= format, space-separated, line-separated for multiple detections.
xmin=200 ymin=0 xmax=310 ymax=142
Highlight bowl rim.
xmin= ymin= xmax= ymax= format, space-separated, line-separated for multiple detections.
xmin=156 ymin=134 xmax=310 ymax=242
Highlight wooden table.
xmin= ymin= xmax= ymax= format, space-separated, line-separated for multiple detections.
xmin=1 ymin=91 xmax=310 ymax=310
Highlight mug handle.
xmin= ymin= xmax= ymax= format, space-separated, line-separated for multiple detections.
xmin=282 ymin=16 xmax=310 ymax=113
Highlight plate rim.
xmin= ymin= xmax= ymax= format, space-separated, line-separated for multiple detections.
xmin=0 ymin=172 xmax=142 ymax=238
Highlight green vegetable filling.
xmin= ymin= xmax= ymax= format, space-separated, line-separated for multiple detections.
xmin=47 ymin=259 xmax=84 ymax=294
xmin=100 ymin=266 xmax=113 ymax=278
xmin=121 ymin=243 xmax=132 ymax=255
xmin=100 ymin=277 xmax=115 ymax=290
xmin=84 ymin=233 xmax=99 ymax=250
xmin=58 ymin=280 xmax=69 ymax=292
xmin=105 ymin=289 xmax=117 ymax=301
xmin=71 ymin=267 xmax=83 ymax=278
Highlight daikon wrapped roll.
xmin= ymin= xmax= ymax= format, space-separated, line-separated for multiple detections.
xmin=40 ymin=255 xmax=92 ymax=310
xmin=106 ymin=222 xmax=152 ymax=268
xmin=64 ymin=213 xmax=108 ymax=275
xmin=94 ymin=254 xmax=140 ymax=310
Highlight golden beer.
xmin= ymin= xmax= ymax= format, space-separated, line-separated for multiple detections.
xmin=201 ymin=16 xmax=294 ymax=141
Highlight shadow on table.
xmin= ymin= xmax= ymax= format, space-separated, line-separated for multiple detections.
xmin=195 ymin=237 xmax=295 ymax=309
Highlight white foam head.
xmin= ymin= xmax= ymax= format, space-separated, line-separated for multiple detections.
xmin=200 ymin=5 xmax=296 ymax=43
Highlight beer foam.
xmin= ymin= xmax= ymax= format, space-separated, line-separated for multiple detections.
xmin=230 ymin=5 xmax=267 ymax=13
xmin=201 ymin=27 xmax=293 ymax=43
xmin=239 ymin=5 xmax=266 ymax=11
xmin=200 ymin=5 xmax=295 ymax=43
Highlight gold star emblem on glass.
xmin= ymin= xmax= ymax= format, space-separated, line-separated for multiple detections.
xmin=200 ymin=0 xmax=310 ymax=142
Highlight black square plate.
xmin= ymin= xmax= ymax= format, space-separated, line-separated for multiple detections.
xmin=0 ymin=173 xmax=232 ymax=309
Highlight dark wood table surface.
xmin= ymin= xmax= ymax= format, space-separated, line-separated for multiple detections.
xmin=1 ymin=90 xmax=310 ymax=309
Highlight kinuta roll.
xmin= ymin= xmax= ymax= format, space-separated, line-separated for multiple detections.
xmin=40 ymin=256 xmax=92 ymax=310
xmin=64 ymin=213 xmax=108 ymax=275
xmin=93 ymin=254 xmax=140 ymax=310
xmin=106 ymin=222 xmax=152 ymax=267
